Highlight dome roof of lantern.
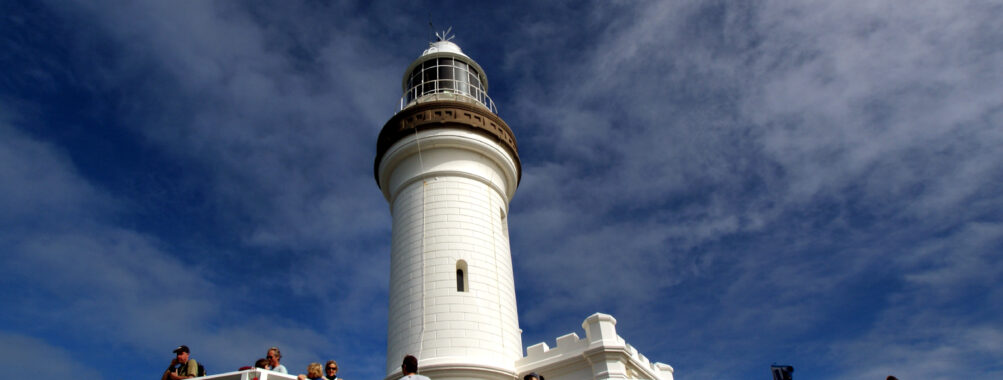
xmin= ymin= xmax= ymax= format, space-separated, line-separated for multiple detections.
xmin=421 ymin=40 xmax=469 ymax=58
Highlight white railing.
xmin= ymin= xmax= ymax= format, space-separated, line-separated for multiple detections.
xmin=196 ymin=369 xmax=298 ymax=380
xmin=400 ymin=79 xmax=497 ymax=114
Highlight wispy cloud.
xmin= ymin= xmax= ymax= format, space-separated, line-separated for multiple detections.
xmin=0 ymin=118 xmax=333 ymax=376
xmin=504 ymin=0 xmax=1003 ymax=378
xmin=4 ymin=0 xmax=1002 ymax=379
xmin=0 ymin=331 xmax=102 ymax=379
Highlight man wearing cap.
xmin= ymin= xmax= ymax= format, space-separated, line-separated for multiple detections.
xmin=161 ymin=345 xmax=199 ymax=380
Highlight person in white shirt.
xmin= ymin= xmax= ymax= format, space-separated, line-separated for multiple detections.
xmin=398 ymin=355 xmax=430 ymax=380
xmin=267 ymin=347 xmax=288 ymax=374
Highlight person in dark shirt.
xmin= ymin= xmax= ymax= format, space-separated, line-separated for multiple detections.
xmin=398 ymin=355 xmax=430 ymax=380
xmin=324 ymin=360 xmax=342 ymax=380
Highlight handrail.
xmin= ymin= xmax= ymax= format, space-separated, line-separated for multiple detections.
xmin=194 ymin=368 xmax=298 ymax=380
xmin=399 ymin=79 xmax=497 ymax=114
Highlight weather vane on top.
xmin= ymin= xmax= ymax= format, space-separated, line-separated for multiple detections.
xmin=430 ymin=23 xmax=455 ymax=42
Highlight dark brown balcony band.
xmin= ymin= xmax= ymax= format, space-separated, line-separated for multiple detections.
xmin=374 ymin=100 xmax=521 ymax=187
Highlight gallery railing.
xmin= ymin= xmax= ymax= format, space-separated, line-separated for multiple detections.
xmin=400 ymin=79 xmax=497 ymax=114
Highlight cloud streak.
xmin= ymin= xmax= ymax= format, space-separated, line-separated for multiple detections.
xmin=504 ymin=0 xmax=1003 ymax=378
xmin=3 ymin=0 xmax=1001 ymax=379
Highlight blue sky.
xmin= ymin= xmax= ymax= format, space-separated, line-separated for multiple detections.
xmin=3 ymin=1 xmax=1002 ymax=379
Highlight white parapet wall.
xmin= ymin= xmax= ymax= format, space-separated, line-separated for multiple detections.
xmin=515 ymin=313 xmax=675 ymax=380
xmin=196 ymin=369 xmax=298 ymax=380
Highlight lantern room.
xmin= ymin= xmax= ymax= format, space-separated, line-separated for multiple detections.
xmin=400 ymin=39 xmax=496 ymax=113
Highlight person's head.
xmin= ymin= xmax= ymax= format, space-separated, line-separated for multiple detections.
xmin=401 ymin=355 xmax=419 ymax=374
xmin=523 ymin=372 xmax=544 ymax=380
xmin=254 ymin=358 xmax=270 ymax=369
xmin=307 ymin=362 xmax=322 ymax=378
xmin=887 ymin=377 xmax=898 ymax=380
xmin=325 ymin=360 xmax=338 ymax=377
xmin=173 ymin=345 xmax=190 ymax=364
xmin=267 ymin=347 xmax=282 ymax=367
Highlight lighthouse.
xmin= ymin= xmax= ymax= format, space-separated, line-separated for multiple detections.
xmin=374 ymin=32 xmax=522 ymax=380
xmin=374 ymin=33 xmax=676 ymax=380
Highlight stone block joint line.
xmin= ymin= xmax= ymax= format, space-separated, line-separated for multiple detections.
xmin=414 ymin=125 xmax=427 ymax=359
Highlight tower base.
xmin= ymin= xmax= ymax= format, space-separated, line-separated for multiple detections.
xmin=383 ymin=362 xmax=516 ymax=380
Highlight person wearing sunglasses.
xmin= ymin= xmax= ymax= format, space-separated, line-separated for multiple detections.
xmin=266 ymin=347 xmax=288 ymax=374
xmin=323 ymin=360 xmax=342 ymax=380
xmin=298 ymin=359 xmax=343 ymax=380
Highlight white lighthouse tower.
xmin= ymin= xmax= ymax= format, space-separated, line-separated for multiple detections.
xmin=374 ymin=33 xmax=522 ymax=380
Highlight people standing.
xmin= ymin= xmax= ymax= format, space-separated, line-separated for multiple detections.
xmin=298 ymin=359 xmax=345 ymax=380
xmin=254 ymin=358 xmax=271 ymax=370
xmin=398 ymin=355 xmax=430 ymax=380
xmin=161 ymin=345 xmax=199 ymax=380
xmin=267 ymin=347 xmax=288 ymax=374
xmin=324 ymin=360 xmax=342 ymax=380
xmin=300 ymin=362 xmax=324 ymax=380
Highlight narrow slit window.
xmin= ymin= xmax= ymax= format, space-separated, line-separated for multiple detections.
xmin=501 ymin=207 xmax=509 ymax=239
xmin=456 ymin=260 xmax=468 ymax=292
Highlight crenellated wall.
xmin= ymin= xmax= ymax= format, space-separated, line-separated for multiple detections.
xmin=516 ymin=313 xmax=674 ymax=380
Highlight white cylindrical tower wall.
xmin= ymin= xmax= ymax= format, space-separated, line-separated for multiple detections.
xmin=379 ymin=129 xmax=522 ymax=379
xmin=377 ymin=39 xmax=522 ymax=380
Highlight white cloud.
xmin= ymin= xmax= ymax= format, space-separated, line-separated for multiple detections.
xmin=44 ymin=0 xmax=400 ymax=251
xmin=6 ymin=2 xmax=404 ymax=376
xmin=0 ymin=119 xmax=110 ymax=227
xmin=0 ymin=119 xmax=331 ymax=376
xmin=6 ymin=0 xmax=1002 ymax=378
xmin=0 ymin=331 xmax=102 ymax=379
xmin=504 ymin=0 xmax=1003 ymax=377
